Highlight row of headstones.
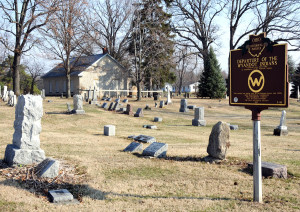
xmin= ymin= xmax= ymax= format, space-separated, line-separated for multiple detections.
xmin=0 ymin=85 xmax=17 ymax=106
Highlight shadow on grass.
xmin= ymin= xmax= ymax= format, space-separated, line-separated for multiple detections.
xmin=132 ymin=153 xmax=205 ymax=162
xmin=45 ymin=111 xmax=71 ymax=115
xmin=0 ymin=179 xmax=242 ymax=202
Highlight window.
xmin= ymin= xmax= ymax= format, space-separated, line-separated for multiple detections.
xmin=49 ymin=81 xmax=52 ymax=93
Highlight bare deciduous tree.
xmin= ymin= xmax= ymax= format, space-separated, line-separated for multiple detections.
xmin=25 ymin=59 xmax=44 ymax=94
xmin=0 ymin=0 xmax=58 ymax=95
xmin=170 ymin=0 xmax=226 ymax=73
xmin=40 ymin=0 xmax=90 ymax=98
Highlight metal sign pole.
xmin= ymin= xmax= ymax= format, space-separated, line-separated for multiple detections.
xmin=252 ymin=110 xmax=262 ymax=203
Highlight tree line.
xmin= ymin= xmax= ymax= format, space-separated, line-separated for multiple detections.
xmin=0 ymin=0 xmax=299 ymax=99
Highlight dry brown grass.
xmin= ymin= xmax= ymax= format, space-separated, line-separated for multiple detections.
xmin=0 ymin=96 xmax=299 ymax=211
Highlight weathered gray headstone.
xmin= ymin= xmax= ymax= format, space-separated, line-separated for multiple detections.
xmin=122 ymin=99 xmax=128 ymax=103
xmin=7 ymin=91 xmax=15 ymax=106
xmin=155 ymin=102 xmax=158 ymax=108
xmin=132 ymin=135 xmax=156 ymax=143
xmin=90 ymin=89 xmax=98 ymax=104
xmin=192 ymin=107 xmax=206 ymax=126
xmin=134 ymin=108 xmax=144 ymax=117
xmin=187 ymin=105 xmax=196 ymax=110
xmin=35 ymin=158 xmax=60 ymax=178
xmin=66 ymin=103 xmax=72 ymax=112
xmin=142 ymin=142 xmax=168 ymax=158
xmin=248 ymin=161 xmax=287 ymax=179
xmin=104 ymin=125 xmax=115 ymax=136
xmin=4 ymin=95 xmax=46 ymax=165
xmin=72 ymin=95 xmax=85 ymax=114
xmin=124 ymin=104 xmax=133 ymax=115
xmin=273 ymin=110 xmax=288 ymax=136
xmin=207 ymin=121 xmax=230 ymax=160
xmin=143 ymin=125 xmax=157 ymax=129
xmin=123 ymin=142 xmax=143 ymax=153
xmin=159 ymin=101 xmax=164 ymax=108
xmin=106 ymin=97 xmax=111 ymax=101
xmin=230 ymin=125 xmax=238 ymax=130
xmin=112 ymin=102 xmax=120 ymax=111
xmin=154 ymin=117 xmax=162 ymax=122
xmin=179 ymin=99 xmax=189 ymax=112
xmin=0 ymin=85 xmax=2 ymax=97
xmin=101 ymin=102 xmax=108 ymax=109
xmin=48 ymin=189 xmax=74 ymax=203
xmin=108 ymin=102 xmax=114 ymax=111
xmin=115 ymin=98 xmax=120 ymax=103
xmin=144 ymin=104 xmax=151 ymax=110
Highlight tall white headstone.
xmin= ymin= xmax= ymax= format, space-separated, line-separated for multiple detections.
xmin=273 ymin=110 xmax=288 ymax=136
xmin=4 ymin=95 xmax=45 ymax=165
xmin=166 ymin=87 xmax=172 ymax=105
xmin=0 ymin=85 xmax=2 ymax=97
xmin=3 ymin=86 xmax=8 ymax=101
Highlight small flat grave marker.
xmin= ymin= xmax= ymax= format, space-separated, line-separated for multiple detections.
xmin=104 ymin=125 xmax=115 ymax=136
xmin=142 ymin=142 xmax=168 ymax=158
xmin=35 ymin=158 xmax=60 ymax=178
xmin=230 ymin=125 xmax=239 ymax=130
xmin=122 ymin=99 xmax=128 ymax=103
xmin=143 ymin=125 xmax=157 ymax=129
xmin=48 ymin=189 xmax=74 ymax=203
xmin=133 ymin=135 xmax=156 ymax=143
xmin=154 ymin=117 xmax=162 ymax=122
xmin=123 ymin=142 xmax=143 ymax=153
xmin=108 ymin=102 xmax=114 ymax=111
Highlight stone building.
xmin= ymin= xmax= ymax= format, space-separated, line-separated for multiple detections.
xmin=42 ymin=53 xmax=130 ymax=97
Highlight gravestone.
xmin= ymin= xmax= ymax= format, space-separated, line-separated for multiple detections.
xmin=41 ymin=89 xmax=45 ymax=99
xmin=122 ymin=99 xmax=128 ymax=103
xmin=230 ymin=125 xmax=238 ymax=130
xmin=3 ymin=86 xmax=8 ymax=101
xmin=106 ymin=97 xmax=111 ymax=101
xmin=134 ymin=108 xmax=143 ymax=117
xmin=179 ymin=99 xmax=189 ymax=112
xmin=159 ymin=101 xmax=164 ymax=108
xmin=115 ymin=98 xmax=120 ymax=103
xmin=84 ymin=93 xmax=88 ymax=102
xmin=101 ymin=96 xmax=106 ymax=100
xmin=154 ymin=117 xmax=162 ymax=122
xmin=144 ymin=104 xmax=151 ymax=110
xmin=88 ymin=89 xmax=92 ymax=101
xmin=104 ymin=125 xmax=115 ymax=136
xmin=90 ymin=89 xmax=98 ymax=104
xmin=248 ymin=161 xmax=287 ymax=179
xmin=187 ymin=105 xmax=196 ymax=110
xmin=142 ymin=142 xmax=168 ymax=158
xmin=155 ymin=102 xmax=158 ymax=108
xmin=108 ymin=102 xmax=114 ymax=111
xmin=0 ymin=85 xmax=1 ymax=97
xmin=4 ymin=95 xmax=46 ymax=165
xmin=48 ymin=189 xmax=74 ymax=203
xmin=192 ymin=107 xmax=206 ymax=126
xmin=273 ymin=110 xmax=288 ymax=136
xmin=101 ymin=102 xmax=108 ymax=109
xmin=166 ymin=87 xmax=172 ymax=105
xmin=72 ymin=95 xmax=85 ymax=114
xmin=7 ymin=91 xmax=14 ymax=106
xmin=153 ymin=93 xmax=159 ymax=101
xmin=124 ymin=104 xmax=133 ymax=115
xmin=112 ymin=102 xmax=120 ymax=111
xmin=132 ymin=135 xmax=156 ymax=143
xmin=66 ymin=103 xmax=72 ymax=113
xmin=35 ymin=158 xmax=60 ymax=178
xmin=207 ymin=121 xmax=230 ymax=160
xmin=123 ymin=142 xmax=143 ymax=153
xmin=143 ymin=125 xmax=157 ymax=129
xmin=12 ymin=95 xmax=17 ymax=107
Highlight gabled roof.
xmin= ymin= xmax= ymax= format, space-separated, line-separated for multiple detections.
xmin=42 ymin=53 xmax=116 ymax=78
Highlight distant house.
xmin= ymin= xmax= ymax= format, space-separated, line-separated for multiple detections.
xmin=181 ymin=82 xmax=200 ymax=93
xmin=42 ymin=53 xmax=130 ymax=97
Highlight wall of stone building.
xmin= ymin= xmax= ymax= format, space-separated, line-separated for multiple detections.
xmin=79 ymin=56 xmax=129 ymax=97
xmin=43 ymin=76 xmax=80 ymax=96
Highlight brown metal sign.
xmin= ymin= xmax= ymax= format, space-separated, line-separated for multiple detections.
xmin=230 ymin=33 xmax=288 ymax=108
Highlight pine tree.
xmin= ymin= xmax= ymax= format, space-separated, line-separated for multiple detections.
xmin=198 ymin=47 xmax=226 ymax=98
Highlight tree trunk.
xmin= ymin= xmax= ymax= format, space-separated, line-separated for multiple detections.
xmin=12 ymin=52 xmax=21 ymax=96
xmin=30 ymin=78 xmax=35 ymax=94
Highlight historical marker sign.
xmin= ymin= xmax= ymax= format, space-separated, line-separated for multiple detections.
xmin=230 ymin=33 xmax=288 ymax=108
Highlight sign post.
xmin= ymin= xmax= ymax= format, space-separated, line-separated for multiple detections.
xmin=230 ymin=33 xmax=288 ymax=203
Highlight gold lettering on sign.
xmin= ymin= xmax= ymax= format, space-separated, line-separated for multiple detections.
xmin=248 ymin=70 xmax=265 ymax=93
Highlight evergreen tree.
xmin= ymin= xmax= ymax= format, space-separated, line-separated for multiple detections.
xmin=198 ymin=47 xmax=226 ymax=98
xmin=291 ymin=63 xmax=300 ymax=98
xmin=128 ymin=0 xmax=175 ymax=100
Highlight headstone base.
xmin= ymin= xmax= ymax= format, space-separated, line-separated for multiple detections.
xmin=4 ymin=144 xmax=45 ymax=166
xmin=89 ymin=100 xmax=98 ymax=105
xmin=179 ymin=108 xmax=189 ymax=112
xmin=192 ymin=119 xmax=206 ymax=126
xmin=72 ymin=109 xmax=85 ymax=114
xmin=48 ymin=189 xmax=74 ymax=203
xmin=273 ymin=128 xmax=288 ymax=136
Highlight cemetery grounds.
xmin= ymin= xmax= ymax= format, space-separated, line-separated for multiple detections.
xmin=0 ymin=97 xmax=299 ymax=211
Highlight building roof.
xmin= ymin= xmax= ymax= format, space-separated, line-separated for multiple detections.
xmin=42 ymin=54 xmax=108 ymax=78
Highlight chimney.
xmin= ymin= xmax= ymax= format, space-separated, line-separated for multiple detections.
xmin=102 ymin=47 xmax=108 ymax=54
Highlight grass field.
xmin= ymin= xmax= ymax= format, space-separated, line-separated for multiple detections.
xmin=0 ymin=96 xmax=299 ymax=211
